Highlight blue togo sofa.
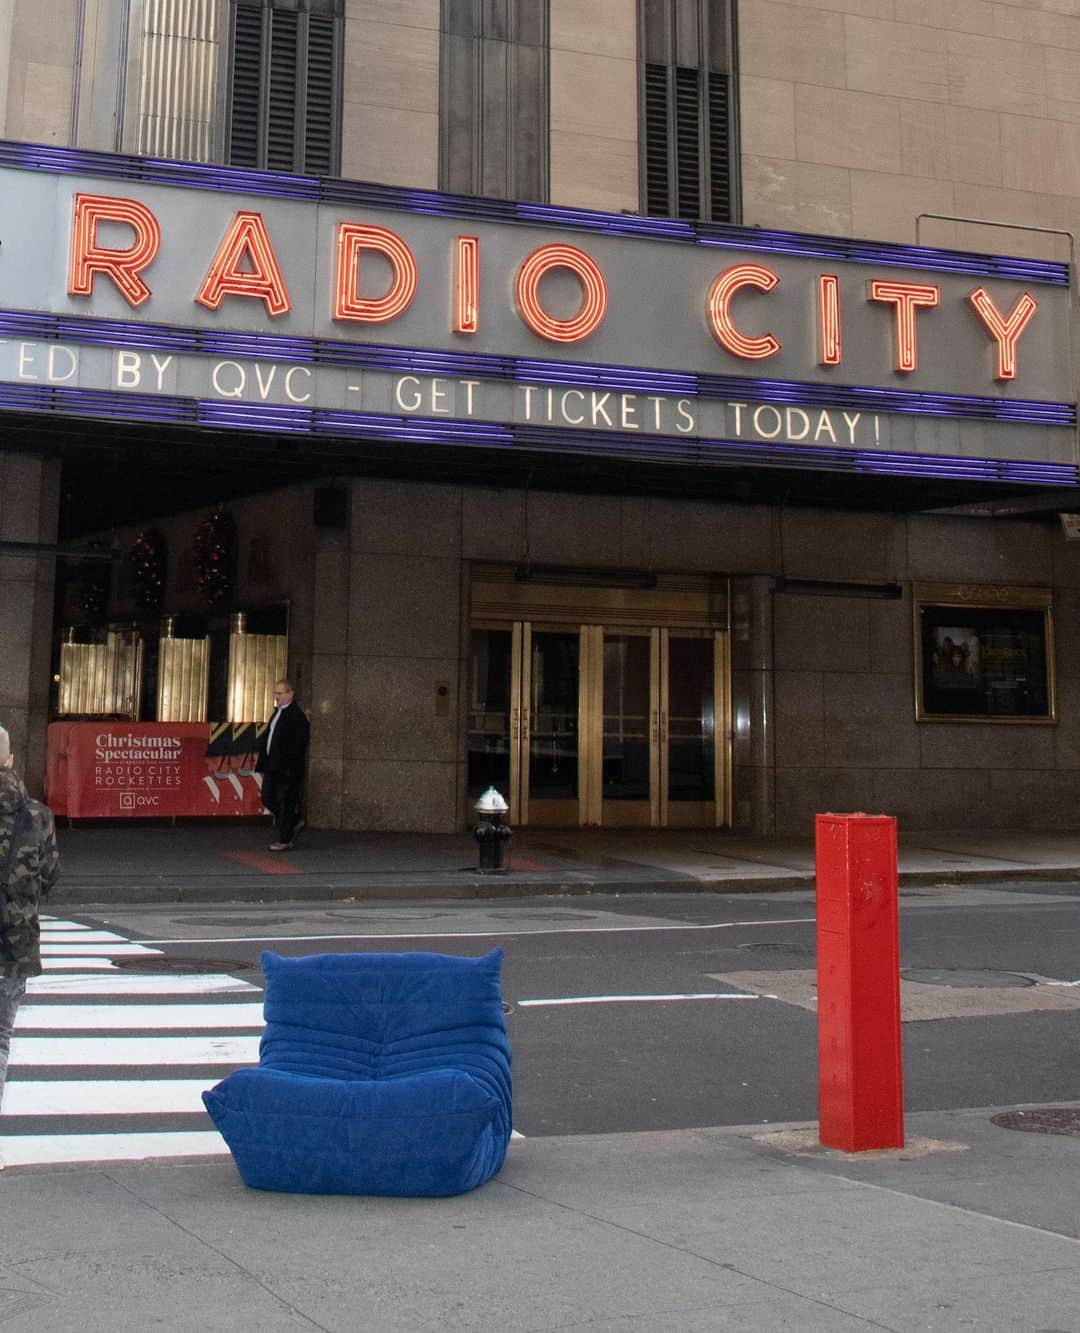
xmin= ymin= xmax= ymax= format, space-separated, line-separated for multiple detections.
xmin=203 ymin=948 xmax=513 ymax=1196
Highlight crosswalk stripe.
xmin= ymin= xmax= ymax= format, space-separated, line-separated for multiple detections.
xmin=15 ymin=1003 xmax=265 ymax=1031
xmin=40 ymin=943 xmax=160 ymax=956
xmin=35 ymin=931 xmax=131 ymax=944
xmin=40 ymin=957 xmax=118 ymax=971
xmin=3 ymin=1080 xmax=217 ymax=1116
xmin=41 ymin=921 xmax=93 ymax=932
xmin=0 ymin=1132 xmax=227 ymax=1167
xmin=26 ymin=973 xmax=258 ymax=996
xmin=10 ymin=1035 xmax=261 ymax=1065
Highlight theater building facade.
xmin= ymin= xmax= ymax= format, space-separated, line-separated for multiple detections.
xmin=2 ymin=1 xmax=1080 ymax=836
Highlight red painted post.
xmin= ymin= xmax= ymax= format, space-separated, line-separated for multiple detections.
xmin=815 ymin=813 xmax=904 ymax=1151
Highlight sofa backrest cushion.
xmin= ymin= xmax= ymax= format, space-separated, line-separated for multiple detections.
xmin=257 ymin=948 xmax=511 ymax=1087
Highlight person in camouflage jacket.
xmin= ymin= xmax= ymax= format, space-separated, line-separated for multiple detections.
xmin=0 ymin=724 xmax=60 ymax=1149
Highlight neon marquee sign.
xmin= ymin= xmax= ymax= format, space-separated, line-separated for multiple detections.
xmin=67 ymin=192 xmax=1042 ymax=382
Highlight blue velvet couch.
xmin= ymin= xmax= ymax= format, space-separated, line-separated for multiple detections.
xmin=203 ymin=948 xmax=513 ymax=1196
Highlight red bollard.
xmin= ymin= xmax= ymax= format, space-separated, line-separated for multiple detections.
xmin=815 ymin=813 xmax=904 ymax=1151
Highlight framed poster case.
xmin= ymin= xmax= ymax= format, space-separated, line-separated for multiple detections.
xmin=913 ymin=583 xmax=1055 ymax=723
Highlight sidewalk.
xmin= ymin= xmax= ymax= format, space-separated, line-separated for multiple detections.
xmin=50 ymin=819 xmax=1080 ymax=904
xmin=2 ymin=1102 xmax=1078 ymax=1330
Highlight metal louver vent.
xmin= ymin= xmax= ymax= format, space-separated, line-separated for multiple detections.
xmin=230 ymin=6 xmax=263 ymax=166
xmin=228 ymin=1 xmax=341 ymax=174
xmin=673 ymin=66 xmax=700 ymax=222
xmin=304 ymin=14 xmax=336 ymax=176
xmin=708 ymin=71 xmax=731 ymax=223
xmin=266 ymin=8 xmax=299 ymax=171
xmin=644 ymin=63 xmax=669 ymax=217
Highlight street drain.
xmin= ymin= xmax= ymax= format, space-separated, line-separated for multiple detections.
xmin=901 ymin=968 xmax=1034 ymax=989
xmin=991 ymin=1108 xmax=1080 ymax=1136
xmin=114 ymin=955 xmax=257 ymax=974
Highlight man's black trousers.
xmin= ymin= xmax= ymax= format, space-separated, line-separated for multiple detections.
xmin=260 ymin=772 xmax=303 ymax=845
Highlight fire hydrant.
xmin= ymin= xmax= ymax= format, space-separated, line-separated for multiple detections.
xmin=474 ymin=787 xmax=511 ymax=873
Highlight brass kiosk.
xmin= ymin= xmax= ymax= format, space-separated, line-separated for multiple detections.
xmin=467 ymin=569 xmax=731 ymax=828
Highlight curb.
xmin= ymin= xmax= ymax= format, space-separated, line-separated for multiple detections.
xmin=46 ymin=862 xmax=1080 ymax=907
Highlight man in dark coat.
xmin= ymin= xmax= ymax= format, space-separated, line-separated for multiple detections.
xmin=255 ymin=679 xmax=310 ymax=852
xmin=1 ymin=723 xmax=60 ymax=1167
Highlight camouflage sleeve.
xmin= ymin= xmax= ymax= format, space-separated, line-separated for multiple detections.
xmin=35 ymin=805 xmax=60 ymax=897
xmin=6 ymin=803 xmax=58 ymax=908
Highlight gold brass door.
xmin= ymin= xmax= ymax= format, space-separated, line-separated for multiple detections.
xmin=467 ymin=620 xmax=729 ymax=829
xmin=467 ymin=622 xmax=584 ymax=826
xmin=594 ymin=628 xmax=658 ymax=827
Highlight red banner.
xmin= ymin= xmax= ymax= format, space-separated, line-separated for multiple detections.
xmin=46 ymin=722 xmax=268 ymax=818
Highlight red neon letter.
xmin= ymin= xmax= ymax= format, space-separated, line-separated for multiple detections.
xmin=69 ymin=192 xmax=161 ymax=308
xmin=515 ymin=244 xmax=608 ymax=343
xmin=706 ymin=263 xmax=781 ymax=360
xmin=454 ymin=236 xmax=479 ymax=334
xmin=195 ymin=211 xmax=291 ymax=316
xmin=334 ymin=224 xmax=418 ymax=324
xmin=818 ymin=274 xmax=842 ymax=367
xmin=968 ymin=287 xmax=1038 ymax=381
xmin=868 ymin=279 xmax=939 ymax=373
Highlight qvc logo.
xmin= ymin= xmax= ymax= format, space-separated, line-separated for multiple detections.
xmin=119 ymin=792 xmax=160 ymax=809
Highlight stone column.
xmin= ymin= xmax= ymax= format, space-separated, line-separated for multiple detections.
xmin=307 ymin=521 xmax=351 ymax=829
xmin=341 ymin=479 xmax=464 ymax=833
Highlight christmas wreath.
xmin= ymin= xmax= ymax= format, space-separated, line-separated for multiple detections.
xmin=79 ymin=575 xmax=109 ymax=617
xmin=127 ymin=528 xmax=166 ymax=610
xmin=194 ymin=507 xmax=237 ymax=607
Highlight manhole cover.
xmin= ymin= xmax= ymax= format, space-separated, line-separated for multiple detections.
xmin=114 ymin=955 xmax=257 ymax=973
xmin=902 ymin=968 xmax=1034 ymax=989
xmin=171 ymin=916 xmax=291 ymax=927
xmin=991 ymin=1108 xmax=1080 ymax=1136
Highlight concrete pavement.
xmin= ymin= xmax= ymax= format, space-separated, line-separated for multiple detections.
xmin=2 ymin=1103 xmax=1079 ymax=1330
xmin=49 ymin=819 xmax=1080 ymax=903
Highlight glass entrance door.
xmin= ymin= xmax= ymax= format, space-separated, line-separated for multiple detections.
xmin=467 ymin=622 xmax=584 ymax=826
xmin=467 ymin=621 xmax=728 ymax=828
xmin=522 ymin=627 xmax=582 ymax=825
xmin=598 ymin=629 xmax=658 ymax=827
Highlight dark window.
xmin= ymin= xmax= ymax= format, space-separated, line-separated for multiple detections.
xmin=640 ymin=1 xmax=736 ymax=222
xmin=439 ymin=0 xmax=549 ymax=201
xmin=228 ymin=0 xmax=342 ymax=175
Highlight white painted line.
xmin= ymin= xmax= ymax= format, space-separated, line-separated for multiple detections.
xmin=41 ymin=921 xmax=93 ymax=932
xmin=3 ymin=1079 xmax=217 ymax=1116
xmin=40 ymin=958 xmax=118 ymax=971
xmin=15 ymin=1003 xmax=265 ymax=1031
xmin=27 ymin=974 xmax=259 ymax=997
xmin=41 ymin=943 xmax=160 ymax=956
xmin=0 ymin=1131 xmax=228 ymax=1166
xmin=1046 ymin=980 xmax=1080 ymax=987
xmin=516 ymin=992 xmax=761 ymax=1007
xmin=137 ymin=916 xmax=817 ymax=946
xmin=36 ymin=931 xmax=130 ymax=943
xmin=10 ymin=1035 xmax=260 ymax=1065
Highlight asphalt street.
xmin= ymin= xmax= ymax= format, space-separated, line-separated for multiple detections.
xmin=9 ymin=879 xmax=1077 ymax=1161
